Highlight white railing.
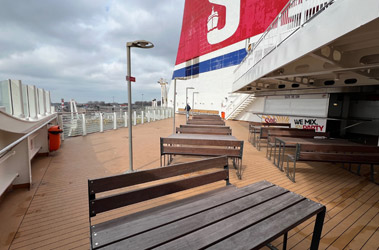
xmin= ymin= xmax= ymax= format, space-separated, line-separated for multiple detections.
xmin=234 ymin=0 xmax=334 ymax=82
xmin=60 ymin=107 xmax=173 ymax=138
xmin=225 ymin=94 xmax=250 ymax=119
xmin=0 ymin=79 xmax=52 ymax=119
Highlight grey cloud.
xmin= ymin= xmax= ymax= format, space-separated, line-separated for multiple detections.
xmin=0 ymin=0 xmax=184 ymax=103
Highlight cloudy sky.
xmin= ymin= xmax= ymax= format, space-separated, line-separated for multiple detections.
xmin=0 ymin=0 xmax=185 ymax=103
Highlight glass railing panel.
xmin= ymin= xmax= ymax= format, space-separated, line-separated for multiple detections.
xmin=38 ymin=88 xmax=45 ymax=115
xmin=45 ymin=90 xmax=51 ymax=114
xmin=0 ymin=80 xmax=12 ymax=114
xmin=10 ymin=80 xmax=23 ymax=117
xmin=22 ymin=84 xmax=29 ymax=118
xmin=28 ymin=85 xmax=37 ymax=118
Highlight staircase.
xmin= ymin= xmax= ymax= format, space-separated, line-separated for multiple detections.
xmin=226 ymin=95 xmax=255 ymax=120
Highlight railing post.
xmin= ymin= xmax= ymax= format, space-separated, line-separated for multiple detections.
xmin=153 ymin=110 xmax=156 ymax=121
xmin=133 ymin=111 xmax=136 ymax=126
xmin=141 ymin=111 xmax=144 ymax=124
xmin=100 ymin=113 xmax=104 ymax=132
xmin=124 ymin=112 xmax=128 ymax=127
xmin=147 ymin=111 xmax=150 ymax=122
xmin=82 ymin=114 xmax=87 ymax=136
xmin=113 ymin=112 xmax=117 ymax=130
xmin=58 ymin=114 xmax=65 ymax=141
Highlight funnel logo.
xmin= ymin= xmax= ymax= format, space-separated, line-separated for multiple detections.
xmin=207 ymin=0 xmax=240 ymax=45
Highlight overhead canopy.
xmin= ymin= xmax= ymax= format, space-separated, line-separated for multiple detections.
xmin=232 ymin=0 xmax=379 ymax=96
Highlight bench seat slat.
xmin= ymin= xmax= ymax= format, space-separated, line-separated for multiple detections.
xmin=162 ymin=146 xmax=241 ymax=157
xmin=206 ymin=200 xmax=324 ymax=250
xmin=151 ymin=192 xmax=306 ymax=250
xmin=91 ymin=170 xmax=228 ymax=216
xmin=92 ymin=181 xmax=274 ymax=248
xmin=97 ymin=185 xmax=290 ymax=249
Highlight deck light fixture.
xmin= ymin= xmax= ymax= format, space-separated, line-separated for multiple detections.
xmin=126 ymin=40 xmax=154 ymax=172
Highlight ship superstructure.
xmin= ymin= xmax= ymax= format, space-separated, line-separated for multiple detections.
xmin=169 ymin=0 xmax=379 ymax=143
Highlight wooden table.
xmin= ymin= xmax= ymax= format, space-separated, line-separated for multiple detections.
xmin=91 ymin=181 xmax=326 ymax=250
xmin=274 ymin=137 xmax=358 ymax=170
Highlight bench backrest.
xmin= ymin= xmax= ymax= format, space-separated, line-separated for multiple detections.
xmin=180 ymin=124 xmax=230 ymax=129
xmin=176 ymin=127 xmax=232 ymax=135
xmin=161 ymin=137 xmax=243 ymax=158
xmin=192 ymin=115 xmax=221 ymax=120
xmin=299 ymin=143 xmax=379 ymax=154
xmin=298 ymin=152 xmax=379 ymax=164
xmin=261 ymin=127 xmax=308 ymax=138
xmin=88 ymin=156 xmax=229 ymax=217
xmin=249 ymin=122 xmax=291 ymax=128
xmin=268 ymin=130 xmax=328 ymax=142
xmin=187 ymin=119 xmax=225 ymax=125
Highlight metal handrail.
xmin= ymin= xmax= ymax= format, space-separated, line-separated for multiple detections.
xmin=234 ymin=0 xmax=335 ymax=77
xmin=225 ymin=94 xmax=252 ymax=120
xmin=0 ymin=115 xmax=57 ymax=157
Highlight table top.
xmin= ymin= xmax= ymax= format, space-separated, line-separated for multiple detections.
xmin=275 ymin=137 xmax=360 ymax=146
xmin=166 ymin=133 xmax=238 ymax=141
xmin=92 ymin=181 xmax=325 ymax=249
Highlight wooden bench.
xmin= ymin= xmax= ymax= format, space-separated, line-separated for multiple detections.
xmin=176 ymin=126 xmax=232 ymax=135
xmin=187 ymin=119 xmax=225 ymax=125
xmin=286 ymin=143 xmax=379 ymax=183
xmin=88 ymin=178 xmax=326 ymax=249
xmin=266 ymin=129 xmax=328 ymax=159
xmin=160 ymin=134 xmax=243 ymax=179
xmin=192 ymin=114 xmax=222 ymax=120
xmin=256 ymin=127 xmax=305 ymax=151
xmin=248 ymin=122 xmax=291 ymax=144
xmin=88 ymin=156 xmax=231 ymax=249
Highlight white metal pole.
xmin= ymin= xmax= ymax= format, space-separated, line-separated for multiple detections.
xmin=100 ymin=113 xmax=104 ymax=132
xmin=127 ymin=45 xmax=133 ymax=172
xmin=133 ymin=111 xmax=136 ymax=126
xmin=82 ymin=114 xmax=86 ymax=135
xmin=113 ymin=112 xmax=117 ymax=129
xmin=124 ymin=112 xmax=127 ymax=127
xmin=141 ymin=111 xmax=144 ymax=124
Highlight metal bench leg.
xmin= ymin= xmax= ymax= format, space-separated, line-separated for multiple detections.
xmin=310 ymin=208 xmax=326 ymax=250
xmin=286 ymin=158 xmax=296 ymax=183
xmin=283 ymin=232 xmax=288 ymax=250
xmin=370 ymin=164 xmax=378 ymax=184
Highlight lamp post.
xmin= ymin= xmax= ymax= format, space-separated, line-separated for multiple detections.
xmin=185 ymin=87 xmax=194 ymax=121
xmin=173 ymin=77 xmax=187 ymax=133
xmin=126 ymin=40 xmax=154 ymax=172
xmin=141 ymin=93 xmax=144 ymax=109
xmin=192 ymin=91 xmax=199 ymax=114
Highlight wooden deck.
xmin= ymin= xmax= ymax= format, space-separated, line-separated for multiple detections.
xmin=0 ymin=115 xmax=378 ymax=250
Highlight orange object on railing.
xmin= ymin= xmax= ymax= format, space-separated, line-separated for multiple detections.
xmin=48 ymin=126 xmax=63 ymax=151
xmin=221 ymin=112 xmax=225 ymax=119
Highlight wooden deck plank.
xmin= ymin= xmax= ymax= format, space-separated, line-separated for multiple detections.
xmin=344 ymin=212 xmax=379 ymax=249
xmin=360 ymin=225 xmax=379 ymax=250
xmin=330 ymin=203 xmax=379 ymax=249
xmin=1 ymin=116 xmax=378 ymax=250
